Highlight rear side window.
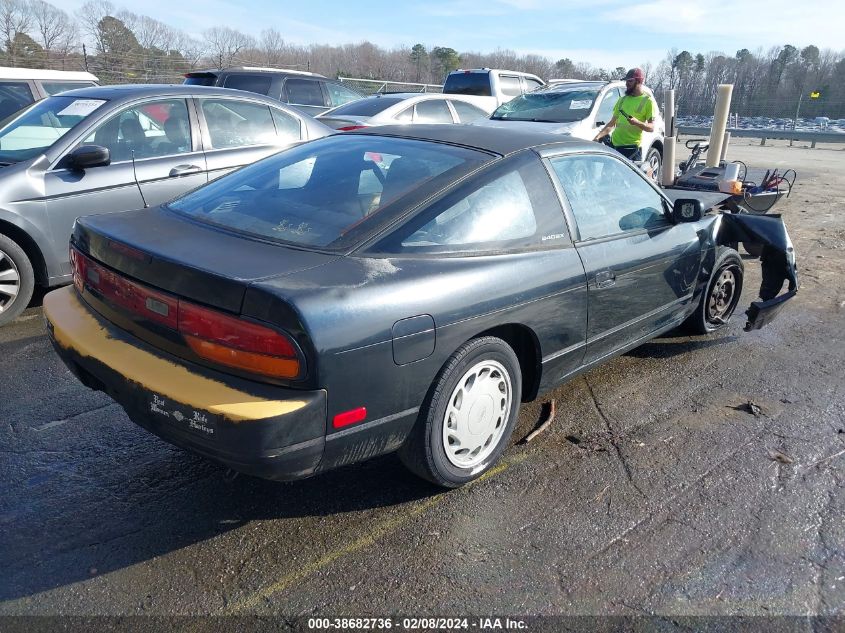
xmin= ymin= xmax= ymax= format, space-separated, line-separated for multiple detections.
xmin=379 ymin=154 xmax=570 ymax=254
xmin=168 ymin=135 xmax=488 ymax=250
xmin=284 ymin=78 xmax=325 ymax=106
xmin=414 ymin=100 xmax=453 ymax=123
xmin=499 ymin=75 xmax=522 ymax=97
xmin=0 ymin=82 xmax=35 ymax=119
xmin=325 ymin=82 xmax=362 ymax=107
xmin=184 ymin=74 xmax=217 ymax=86
xmin=201 ymin=99 xmax=277 ymax=149
xmin=449 ymin=100 xmax=488 ymax=123
xmin=223 ymin=74 xmax=272 ymax=96
xmin=443 ymin=72 xmax=491 ymax=96
xmin=271 ymin=108 xmax=301 ymax=142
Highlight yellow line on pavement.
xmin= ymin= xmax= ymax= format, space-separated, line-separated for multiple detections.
xmin=224 ymin=454 xmax=525 ymax=614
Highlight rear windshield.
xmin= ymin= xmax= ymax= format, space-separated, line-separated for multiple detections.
xmin=0 ymin=95 xmax=107 ymax=164
xmin=184 ymin=74 xmax=217 ymax=86
xmin=443 ymin=73 xmax=491 ymax=97
xmin=491 ymin=87 xmax=599 ymax=122
xmin=167 ymin=135 xmax=490 ymax=250
xmin=324 ymin=96 xmax=406 ymax=117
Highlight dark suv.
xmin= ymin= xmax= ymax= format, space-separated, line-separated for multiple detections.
xmin=184 ymin=67 xmax=363 ymax=116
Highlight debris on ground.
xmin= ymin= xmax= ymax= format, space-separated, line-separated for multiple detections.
xmin=767 ymin=450 xmax=795 ymax=464
xmin=523 ymin=400 xmax=556 ymax=443
xmin=731 ymin=400 xmax=763 ymax=416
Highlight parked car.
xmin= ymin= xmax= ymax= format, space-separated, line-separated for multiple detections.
xmin=316 ymin=92 xmax=493 ymax=130
xmin=0 ymin=66 xmax=99 ymax=120
xmin=443 ymin=68 xmax=545 ymax=111
xmin=183 ymin=67 xmax=363 ymax=116
xmin=0 ymin=84 xmax=332 ymax=326
xmin=473 ymin=81 xmax=665 ymax=180
xmin=44 ymin=125 xmax=797 ymax=488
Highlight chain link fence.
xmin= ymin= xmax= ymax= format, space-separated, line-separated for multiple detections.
xmin=338 ymin=77 xmax=442 ymax=95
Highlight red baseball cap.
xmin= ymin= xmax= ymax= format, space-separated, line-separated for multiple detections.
xmin=624 ymin=68 xmax=645 ymax=81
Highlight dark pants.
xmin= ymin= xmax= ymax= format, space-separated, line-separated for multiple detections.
xmin=610 ymin=143 xmax=642 ymax=161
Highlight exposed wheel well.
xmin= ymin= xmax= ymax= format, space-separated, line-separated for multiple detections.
xmin=649 ymin=140 xmax=663 ymax=157
xmin=0 ymin=221 xmax=47 ymax=286
xmin=475 ymin=324 xmax=541 ymax=402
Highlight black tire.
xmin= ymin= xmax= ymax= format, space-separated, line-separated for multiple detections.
xmin=686 ymin=247 xmax=744 ymax=334
xmin=645 ymin=146 xmax=662 ymax=183
xmin=0 ymin=233 xmax=35 ymax=327
xmin=399 ymin=336 xmax=522 ymax=488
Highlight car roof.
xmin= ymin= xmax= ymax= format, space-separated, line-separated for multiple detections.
xmin=350 ymin=124 xmax=599 ymax=156
xmin=0 ymin=66 xmax=99 ymax=82
xmin=49 ymin=83 xmax=296 ymax=104
xmin=187 ymin=67 xmax=326 ymax=78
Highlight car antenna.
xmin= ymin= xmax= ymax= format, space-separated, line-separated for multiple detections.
xmin=130 ymin=149 xmax=149 ymax=208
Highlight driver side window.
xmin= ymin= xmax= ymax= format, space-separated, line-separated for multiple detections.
xmin=81 ymin=99 xmax=192 ymax=163
xmin=550 ymin=154 xmax=667 ymax=241
xmin=596 ymin=89 xmax=619 ymax=125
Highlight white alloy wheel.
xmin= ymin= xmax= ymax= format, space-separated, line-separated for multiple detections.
xmin=0 ymin=248 xmax=21 ymax=314
xmin=441 ymin=359 xmax=512 ymax=469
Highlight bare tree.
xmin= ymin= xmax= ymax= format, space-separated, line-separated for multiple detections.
xmin=259 ymin=28 xmax=284 ymax=67
xmin=76 ymin=0 xmax=114 ymax=56
xmin=203 ymin=26 xmax=254 ymax=68
xmin=0 ymin=0 xmax=33 ymax=65
xmin=30 ymin=0 xmax=74 ymax=64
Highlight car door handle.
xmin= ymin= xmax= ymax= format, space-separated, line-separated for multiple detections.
xmin=595 ymin=270 xmax=616 ymax=289
xmin=169 ymin=164 xmax=202 ymax=177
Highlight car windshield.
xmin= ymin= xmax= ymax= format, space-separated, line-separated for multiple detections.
xmin=168 ymin=134 xmax=490 ymax=250
xmin=491 ymin=88 xmax=599 ymax=122
xmin=0 ymin=95 xmax=107 ymax=164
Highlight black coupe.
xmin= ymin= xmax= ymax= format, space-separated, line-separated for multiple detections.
xmin=45 ymin=125 xmax=797 ymax=487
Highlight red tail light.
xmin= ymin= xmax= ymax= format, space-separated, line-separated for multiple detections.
xmin=70 ymin=246 xmax=303 ymax=379
xmin=337 ymin=125 xmax=368 ymax=131
xmin=179 ymin=301 xmax=301 ymax=378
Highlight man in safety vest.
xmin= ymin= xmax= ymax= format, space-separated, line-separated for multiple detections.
xmin=593 ymin=67 xmax=655 ymax=162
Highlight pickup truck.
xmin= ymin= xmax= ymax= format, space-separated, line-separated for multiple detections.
xmin=442 ymin=68 xmax=545 ymax=111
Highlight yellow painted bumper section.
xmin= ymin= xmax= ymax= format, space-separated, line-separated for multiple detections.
xmin=44 ymin=286 xmax=307 ymax=422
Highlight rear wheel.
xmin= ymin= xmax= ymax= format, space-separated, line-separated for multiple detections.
xmin=686 ymin=247 xmax=744 ymax=334
xmin=399 ymin=336 xmax=521 ymax=488
xmin=0 ymin=234 xmax=34 ymax=327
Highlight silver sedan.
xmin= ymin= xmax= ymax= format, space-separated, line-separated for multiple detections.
xmin=316 ymin=93 xmax=493 ymax=131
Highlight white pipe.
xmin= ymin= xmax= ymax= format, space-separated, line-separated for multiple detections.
xmin=706 ymin=84 xmax=733 ymax=167
xmin=720 ymin=131 xmax=731 ymax=162
xmin=663 ymin=89 xmax=675 ymax=137
xmin=662 ymin=136 xmax=676 ymax=186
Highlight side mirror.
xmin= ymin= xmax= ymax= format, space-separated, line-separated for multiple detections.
xmin=67 ymin=145 xmax=110 ymax=170
xmin=672 ymin=198 xmax=703 ymax=223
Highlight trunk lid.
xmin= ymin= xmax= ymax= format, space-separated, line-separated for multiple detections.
xmin=73 ymin=205 xmax=339 ymax=314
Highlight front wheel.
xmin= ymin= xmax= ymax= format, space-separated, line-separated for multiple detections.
xmin=686 ymin=247 xmax=744 ymax=334
xmin=645 ymin=146 xmax=662 ymax=183
xmin=0 ymin=234 xmax=35 ymax=327
xmin=399 ymin=336 xmax=522 ymax=488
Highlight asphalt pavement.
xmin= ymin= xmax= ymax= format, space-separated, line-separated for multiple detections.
xmin=1 ymin=140 xmax=843 ymax=627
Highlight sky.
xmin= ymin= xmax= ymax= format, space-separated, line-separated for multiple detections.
xmin=64 ymin=0 xmax=844 ymax=70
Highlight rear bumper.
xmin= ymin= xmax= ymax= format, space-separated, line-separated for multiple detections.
xmin=43 ymin=286 xmax=327 ymax=481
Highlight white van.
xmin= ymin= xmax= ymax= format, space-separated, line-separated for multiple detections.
xmin=0 ymin=67 xmax=99 ymax=120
